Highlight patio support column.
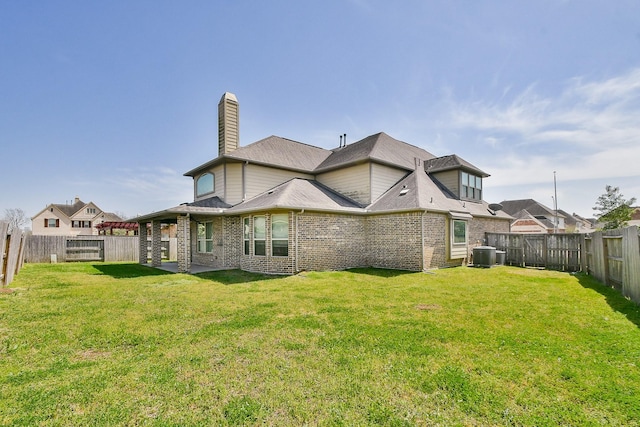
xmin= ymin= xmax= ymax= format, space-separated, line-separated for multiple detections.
xmin=177 ymin=214 xmax=191 ymax=273
xmin=138 ymin=222 xmax=148 ymax=264
xmin=151 ymin=220 xmax=162 ymax=267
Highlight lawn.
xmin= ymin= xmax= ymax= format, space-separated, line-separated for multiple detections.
xmin=1 ymin=263 xmax=640 ymax=426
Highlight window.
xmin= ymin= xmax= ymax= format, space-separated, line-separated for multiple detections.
xmin=45 ymin=218 xmax=59 ymax=228
xmin=461 ymin=171 xmax=482 ymax=201
xmin=253 ymin=216 xmax=266 ymax=256
xmin=243 ymin=217 xmax=250 ymax=255
xmin=86 ymin=208 xmax=96 ymax=214
xmin=271 ymin=214 xmax=288 ymax=256
xmin=452 ymin=220 xmax=467 ymax=245
xmin=196 ymin=173 xmax=215 ymax=196
xmin=197 ymin=222 xmax=214 ymax=253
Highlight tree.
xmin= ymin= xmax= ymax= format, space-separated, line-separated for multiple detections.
xmin=3 ymin=208 xmax=28 ymax=232
xmin=592 ymin=185 xmax=637 ymax=230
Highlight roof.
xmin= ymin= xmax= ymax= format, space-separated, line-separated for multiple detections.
xmin=424 ymin=154 xmax=489 ymax=177
xmin=184 ymin=132 xmax=437 ymax=177
xmin=185 ymin=136 xmax=332 ymax=176
xmin=187 ymin=196 xmax=232 ymax=209
xmin=500 ymin=199 xmax=565 ymax=218
xmin=315 ymin=132 xmax=436 ymax=172
xmin=225 ymin=179 xmax=364 ymax=214
xmin=367 ymin=169 xmax=512 ymax=219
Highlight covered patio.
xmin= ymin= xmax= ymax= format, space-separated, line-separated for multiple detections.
xmin=134 ymin=202 xmax=228 ymax=274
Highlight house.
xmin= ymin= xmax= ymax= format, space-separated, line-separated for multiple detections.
xmin=557 ymin=210 xmax=597 ymax=233
xmin=499 ymin=199 xmax=565 ymax=233
xmin=629 ymin=207 xmax=640 ymax=227
xmin=31 ymin=197 xmax=123 ymax=236
xmin=135 ymin=92 xmax=511 ymax=274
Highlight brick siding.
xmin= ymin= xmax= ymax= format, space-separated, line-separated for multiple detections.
xmin=182 ymin=210 xmax=510 ymax=275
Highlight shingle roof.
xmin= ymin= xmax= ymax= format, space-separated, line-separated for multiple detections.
xmin=368 ymin=169 xmax=511 ymax=219
xmin=187 ymin=196 xmax=232 ymax=209
xmin=315 ymin=132 xmax=436 ymax=172
xmin=500 ymin=199 xmax=563 ymax=218
xmin=184 ymin=136 xmax=332 ymax=176
xmin=225 ymin=178 xmax=364 ymax=214
xmin=53 ymin=200 xmax=85 ymax=217
xmin=424 ymin=154 xmax=489 ymax=177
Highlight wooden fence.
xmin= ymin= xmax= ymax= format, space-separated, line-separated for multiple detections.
xmin=584 ymin=226 xmax=640 ymax=304
xmin=485 ymin=232 xmax=583 ymax=272
xmin=487 ymin=226 xmax=640 ymax=305
xmin=1 ymin=221 xmax=26 ymax=287
xmin=24 ymin=235 xmax=177 ymax=263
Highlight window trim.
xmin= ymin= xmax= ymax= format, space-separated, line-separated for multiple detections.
xmin=243 ymin=217 xmax=250 ymax=255
xmin=253 ymin=215 xmax=266 ymax=256
xmin=271 ymin=214 xmax=289 ymax=257
xmin=196 ymin=172 xmax=215 ymax=197
xmin=451 ymin=219 xmax=468 ymax=246
xmin=197 ymin=221 xmax=214 ymax=253
xmin=460 ymin=171 xmax=482 ymax=201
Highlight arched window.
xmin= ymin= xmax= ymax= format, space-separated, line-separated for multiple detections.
xmin=196 ymin=173 xmax=215 ymax=196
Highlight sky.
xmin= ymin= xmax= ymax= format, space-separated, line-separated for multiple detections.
xmin=2 ymin=1 xmax=639 ymax=226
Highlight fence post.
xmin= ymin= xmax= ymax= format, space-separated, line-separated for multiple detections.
xmin=622 ymin=226 xmax=640 ymax=304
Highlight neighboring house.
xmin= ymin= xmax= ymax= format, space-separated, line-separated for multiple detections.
xmin=500 ymin=199 xmax=566 ymax=233
xmin=629 ymin=207 xmax=640 ymax=227
xmin=557 ymin=210 xmax=597 ymax=234
xmin=31 ymin=197 xmax=123 ymax=236
xmin=136 ymin=92 xmax=511 ymax=274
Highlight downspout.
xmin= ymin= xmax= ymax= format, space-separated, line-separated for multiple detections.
xmin=242 ymin=161 xmax=248 ymax=201
xmin=296 ymin=209 xmax=304 ymax=273
xmin=421 ymin=210 xmax=425 ymax=271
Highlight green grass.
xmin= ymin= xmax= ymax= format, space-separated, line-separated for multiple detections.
xmin=1 ymin=263 xmax=640 ymax=426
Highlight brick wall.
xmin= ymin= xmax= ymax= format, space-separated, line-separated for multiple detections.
xmin=422 ymin=213 xmax=449 ymax=269
xmin=296 ymin=212 xmax=367 ymax=272
xmin=182 ymin=210 xmax=511 ymax=275
xmin=367 ymin=212 xmax=424 ymax=271
xmin=239 ymin=213 xmax=295 ymax=274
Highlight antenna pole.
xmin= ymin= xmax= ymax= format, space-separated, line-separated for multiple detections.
xmin=553 ymin=171 xmax=558 ymax=233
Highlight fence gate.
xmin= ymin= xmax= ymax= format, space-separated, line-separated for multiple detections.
xmin=66 ymin=239 xmax=104 ymax=262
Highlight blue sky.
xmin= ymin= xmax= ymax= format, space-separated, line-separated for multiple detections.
xmin=2 ymin=1 xmax=639 ymax=224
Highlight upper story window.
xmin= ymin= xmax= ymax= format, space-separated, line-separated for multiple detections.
xmin=196 ymin=173 xmax=215 ymax=197
xmin=46 ymin=218 xmax=59 ymax=228
xmin=461 ymin=172 xmax=482 ymax=201
xmin=86 ymin=208 xmax=96 ymax=214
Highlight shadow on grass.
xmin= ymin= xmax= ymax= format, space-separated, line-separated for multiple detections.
xmin=577 ymin=272 xmax=640 ymax=329
xmin=195 ymin=269 xmax=286 ymax=285
xmin=91 ymin=263 xmax=174 ymax=279
xmin=344 ymin=267 xmax=415 ymax=278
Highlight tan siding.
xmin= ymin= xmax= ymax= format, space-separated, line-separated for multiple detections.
xmin=194 ymin=164 xmax=225 ymax=202
xmin=433 ymin=170 xmax=459 ymax=196
xmin=225 ymin=163 xmax=243 ymax=205
xmin=316 ymin=163 xmax=370 ymax=204
xmin=371 ymin=163 xmax=408 ymax=202
xmin=245 ymin=164 xmax=313 ymax=200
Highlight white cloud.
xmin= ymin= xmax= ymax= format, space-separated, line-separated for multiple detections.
xmin=445 ymin=68 xmax=640 ymax=188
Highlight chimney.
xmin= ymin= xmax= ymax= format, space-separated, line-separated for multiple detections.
xmin=218 ymin=92 xmax=239 ymax=156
